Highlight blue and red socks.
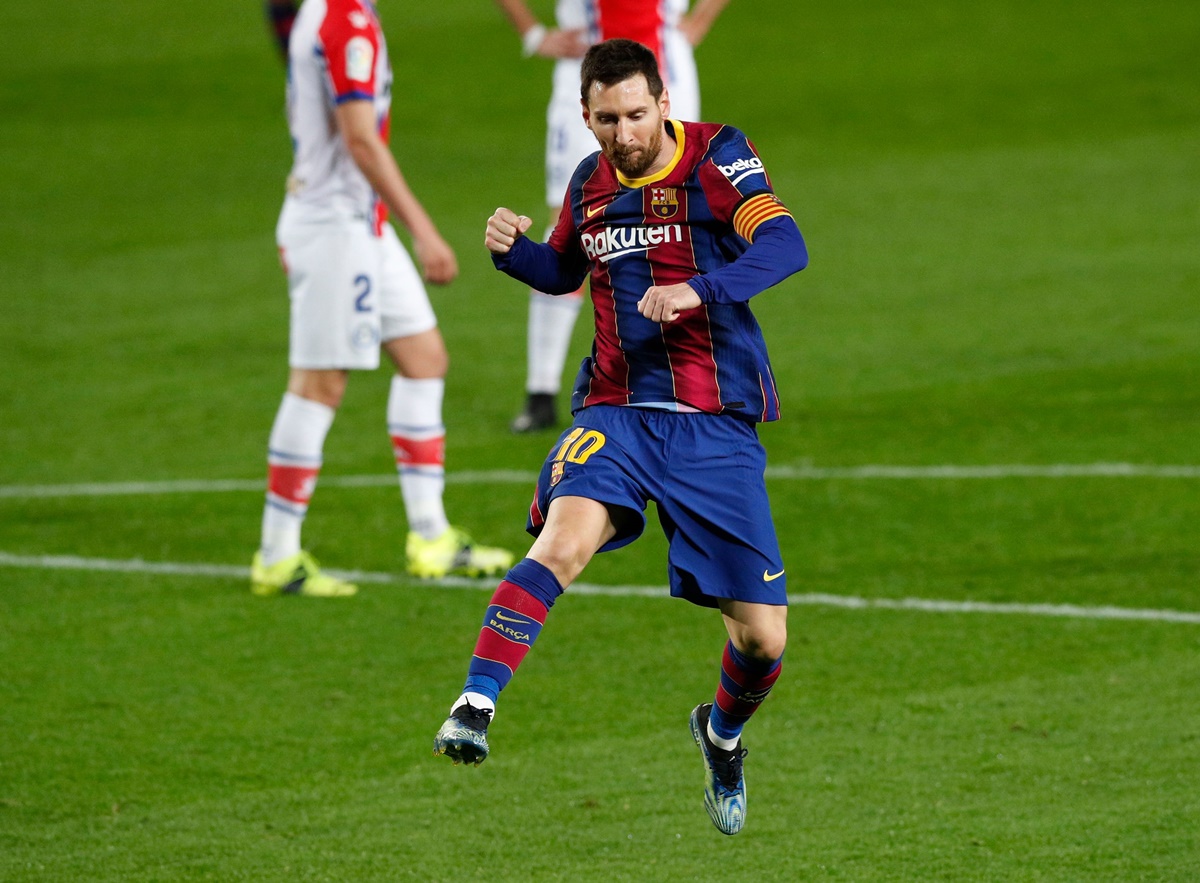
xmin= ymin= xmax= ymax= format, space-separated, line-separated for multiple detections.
xmin=455 ymin=558 xmax=564 ymax=714
xmin=387 ymin=376 xmax=449 ymax=541
xmin=260 ymin=392 xmax=333 ymax=565
xmin=708 ymin=640 xmax=782 ymax=750
xmin=451 ymin=563 xmax=782 ymax=748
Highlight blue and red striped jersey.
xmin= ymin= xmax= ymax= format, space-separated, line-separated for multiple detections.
xmin=501 ymin=119 xmax=806 ymax=423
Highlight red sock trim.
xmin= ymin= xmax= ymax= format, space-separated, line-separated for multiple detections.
xmin=267 ymin=464 xmax=319 ymax=505
xmin=391 ymin=435 xmax=445 ymax=468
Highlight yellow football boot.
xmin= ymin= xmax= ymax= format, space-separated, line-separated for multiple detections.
xmin=251 ymin=551 xmax=358 ymax=597
xmin=406 ymin=527 xmax=514 ymax=579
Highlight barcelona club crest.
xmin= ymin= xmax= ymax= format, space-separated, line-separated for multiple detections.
xmin=649 ymin=186 xmax=679 ymax=220
xmin=550 ymin=460 xmax=565 ymax=487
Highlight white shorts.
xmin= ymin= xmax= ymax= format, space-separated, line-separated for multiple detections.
xmin=545 ymin=30 xmax=700 ymax=206
xmin=276 ymin=202 xmax=437 ymax=370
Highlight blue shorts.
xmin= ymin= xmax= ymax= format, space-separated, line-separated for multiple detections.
xmin=527 ymin=405 xmax=787 ymax=608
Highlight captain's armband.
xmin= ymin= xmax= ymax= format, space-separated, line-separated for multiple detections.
xmin=733 ymin=193 xmax=793 ymax=242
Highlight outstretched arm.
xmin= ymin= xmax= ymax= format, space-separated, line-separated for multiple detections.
xmin=335 ymin=100 xmax=458 ymax=285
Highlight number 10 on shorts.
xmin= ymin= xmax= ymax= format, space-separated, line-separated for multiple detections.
xmin=552 ymin=428 xmax=606 ymax=465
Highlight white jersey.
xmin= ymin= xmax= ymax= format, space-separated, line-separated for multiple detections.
xmin=284 ymin=0 xmax=392 ymax=231
xmin=554 ymin=0 xmax=691 ymax=89
xmin=545 ymin=0 xmax=699 ymax=204
xmin=554 ymin=0 xmax=689 ymax=49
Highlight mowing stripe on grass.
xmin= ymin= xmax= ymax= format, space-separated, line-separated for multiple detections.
xmin=3 ymin=550 xmax=1198 ymax=625
xmin=2 ymin=462 xmax=1199 ymax=499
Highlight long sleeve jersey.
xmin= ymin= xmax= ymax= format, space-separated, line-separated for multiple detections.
xmin=495 ymin=120 xmax=807 ymax=423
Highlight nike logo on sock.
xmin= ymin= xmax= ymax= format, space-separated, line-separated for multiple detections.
xmin=493 ymin=610 xmax=531 ymax=625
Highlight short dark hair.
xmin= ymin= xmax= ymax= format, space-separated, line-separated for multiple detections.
xmin=580 ymin=38 xmax=664 ymax=105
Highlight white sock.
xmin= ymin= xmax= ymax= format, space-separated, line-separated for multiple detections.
xmin=455 ymin=692 xmax=496 ymax=715
xmin=525 ymin=290 xmax=583 ymax=394
xmin=387 ymin=375 xmax=450 ymax=540
xmin=261 ymin=392 xmax=335 ymax=565
xmin=708 ymin=719 xmax=740 ymax=751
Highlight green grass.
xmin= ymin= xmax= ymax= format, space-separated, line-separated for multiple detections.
xmin=2 ymin=0 xmax=1199 ymax=878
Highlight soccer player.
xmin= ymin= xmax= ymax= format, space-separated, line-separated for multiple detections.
xmin=252 ymin=0 xmax=513 ymax=597
xmin=433 ymin=39 xmax=806 ymax=836
xmin=493 ymin=0 xmax=733 ymax=432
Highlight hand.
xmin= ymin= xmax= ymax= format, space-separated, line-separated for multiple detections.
xmin=538 ymin=27 xmax=589 ymax=58
xmin=637 ymin=282 xmax=702 ymax=324
xmin=414 ymin=232 xmax=458 ymax=285
xmin=485 ymin=207 xmax=534 ymax=254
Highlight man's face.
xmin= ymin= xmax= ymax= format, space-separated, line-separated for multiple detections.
xmin=583 ymin=74 xmax=671 ymax=178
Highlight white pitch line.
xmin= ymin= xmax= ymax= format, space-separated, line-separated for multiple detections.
xmin=2 ymin=463 xmax=1199 ymax=499
xmin=2 ymin=551 xmax=1198 ymax=625
xmin=0 ymin=472 xmax=530 ymax=499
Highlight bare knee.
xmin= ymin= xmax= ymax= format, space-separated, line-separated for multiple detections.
xmin=525 ymin=496 xmax=618 ymax=587
xmin=526 ymin=533 xmax=595 ymax=587
xmin=385 ymin=329 xmax=448 ymax=379
xmin=736 ymin=625 xmax=787 ymax=663
xmin=721 ymin=602 xmax=788 ymax=663
xmin=287 ymin=369 xmax=348 ymax=409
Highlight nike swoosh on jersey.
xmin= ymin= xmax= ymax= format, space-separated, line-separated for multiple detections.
xmin=763 ymin=569 xmax=785 ymax=582
xmin=493 ymin=610 xmax=531 ymax=624
xmin=586 ymin=202 xmax=608 ymax=218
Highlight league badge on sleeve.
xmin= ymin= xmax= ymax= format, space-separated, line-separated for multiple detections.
xmin=345 ymin=36 xmax=374 ymax=82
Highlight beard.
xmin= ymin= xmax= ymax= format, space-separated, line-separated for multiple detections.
xmin=605 ymin=125 xmax=664 ymax=177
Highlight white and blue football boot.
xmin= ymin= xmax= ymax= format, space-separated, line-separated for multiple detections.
xmin=433 ymin=702 xmax=493 ymax=766
xmin=690 ymin=703 xmax=748 ymax=835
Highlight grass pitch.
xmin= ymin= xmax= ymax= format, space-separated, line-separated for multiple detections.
xmin=2 ymin=0 xmax=1199 ymax=879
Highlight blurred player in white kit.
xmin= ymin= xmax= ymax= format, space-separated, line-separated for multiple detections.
xmin=252 ymin=0 xmax=512 ymax=596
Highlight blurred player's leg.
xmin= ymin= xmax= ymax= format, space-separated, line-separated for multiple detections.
xmin=512 ymin=79 xmax=594 ymax=435
xmin=260 ymin=391 xmax=330 ymax=564
xmin=386 ymin=370 xmax=514 ymax=578
xmin=512 ymin=288 xmax=583 ymax=433
xmin=378 ymin=232 xmax=514 ymax=578
xmin=387 ymin=375 xmax=450 ymax=541
xmin=260 ymin=203 xmax=378 ymax=597
xmin=252 ymin=390 xmax=357 ymax=597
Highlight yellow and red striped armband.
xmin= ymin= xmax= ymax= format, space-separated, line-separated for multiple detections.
xmin=732 ymin=193 xmax=793 ymax=242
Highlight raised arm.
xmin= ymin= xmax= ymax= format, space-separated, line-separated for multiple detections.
xmin=486 ymin=206 xmax=589 ymax=294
